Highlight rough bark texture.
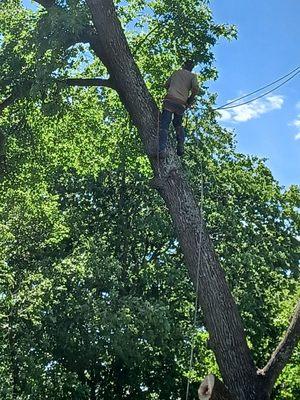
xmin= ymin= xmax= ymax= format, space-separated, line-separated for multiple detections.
xmin=85 ymin=1 xmax=261 ymax=399
xmin=198 ymin=375 xmax=233 ymax=400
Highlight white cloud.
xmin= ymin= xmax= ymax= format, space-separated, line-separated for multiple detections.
xmin=292 ymin=118 xmax=300 ymax=128
xmin=290 ymin=112 xmax=300 ymax=140
xmin=217 ymin=95 xmax=284 ymax=123
xmin=295 ymin=132 xmax=300 ymax=140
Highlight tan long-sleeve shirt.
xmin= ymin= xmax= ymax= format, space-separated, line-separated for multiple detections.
xmin=165 ymin=69 xmax=199 ymax=105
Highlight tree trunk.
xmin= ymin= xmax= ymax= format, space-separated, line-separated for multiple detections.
xmin=85 ymin=1 xmax=262 ymax=399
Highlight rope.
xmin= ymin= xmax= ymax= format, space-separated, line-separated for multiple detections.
xmin=185 ymin=150 xmax=204 ymax=400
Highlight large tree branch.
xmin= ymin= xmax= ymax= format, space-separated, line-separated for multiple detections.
xmin=85 ymin=1 xmax=260 ymax=400
xmin=62 ymin=78 xmax=115 ymax=89
xmin=259 ymin=301 xmax=300 ymax=391
xmin=34 ymin=0 xmax=56 ymax=8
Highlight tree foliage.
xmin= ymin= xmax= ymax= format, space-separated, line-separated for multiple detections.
xmin=0 ymin=1 xmax=299 ymax=399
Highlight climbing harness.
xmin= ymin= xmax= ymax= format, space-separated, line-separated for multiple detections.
xmin=185 ymin=147 xmax=204 ymax=400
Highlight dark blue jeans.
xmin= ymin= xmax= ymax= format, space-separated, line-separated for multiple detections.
xmin=159 ymin=109 xmax=185 ymax=152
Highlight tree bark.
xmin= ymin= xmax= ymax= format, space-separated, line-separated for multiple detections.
xmin=34 ymin=0 xmax=55 ymax=8
xmin=85 ymin=1 xmax=260 ymax=399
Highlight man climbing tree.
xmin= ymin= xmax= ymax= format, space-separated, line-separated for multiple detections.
xmin=159 ymin=60 xmax=199 ymax=157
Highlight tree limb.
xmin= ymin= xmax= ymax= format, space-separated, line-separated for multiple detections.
xmin=62 ymin=78 xmax=115 ymax=89
xmin=259 ymin=300 xmax=300 ymax=391
xmin=132 ymin=24 xmax=161 ymax=56
xmin=34 ymin=0 xmax=56 ymax=8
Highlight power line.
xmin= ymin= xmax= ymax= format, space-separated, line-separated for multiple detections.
xmin=215 ymin=65 xmax=300 ymax=109
xmin=215 ymin=66 xmax=300 ymax=110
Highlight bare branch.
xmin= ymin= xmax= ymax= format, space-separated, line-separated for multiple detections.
xmin=132 ymin=24 xmax=161 ymax=56
xmin=62 ymin=78 xmax=115 ymax=89
xmin=78 ymin=28 xmax=99 ymax=44
xmin=259 ymin=301 xmax=300 ymax=390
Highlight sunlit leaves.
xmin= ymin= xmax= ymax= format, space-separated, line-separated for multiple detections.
xmin=0 ymin=0 xmax=299 ymax=399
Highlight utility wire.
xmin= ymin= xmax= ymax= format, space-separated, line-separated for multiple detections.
xmin=215 ymin=66 xmax=300 ymax=110
xmin=215 ymin=65 xmax=300 ymax=109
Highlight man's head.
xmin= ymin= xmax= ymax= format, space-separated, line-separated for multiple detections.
xmin=182 ymin=60 xmax=194 ymax=71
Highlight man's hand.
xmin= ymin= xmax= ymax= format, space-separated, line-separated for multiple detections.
xmin=186 ymin=95 xmax=196 ymax=108
xmin=186 ymin=103 xmax=195 ymax=110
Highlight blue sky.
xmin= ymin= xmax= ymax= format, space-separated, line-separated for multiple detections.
xmin=209 ymin=0 xmax=300 ymax=187
xmin=23 ymin=0 xmax=299 ymax=187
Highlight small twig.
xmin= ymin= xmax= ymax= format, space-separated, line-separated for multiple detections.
xmin=132 ymin=23 xmax=162 ymax=56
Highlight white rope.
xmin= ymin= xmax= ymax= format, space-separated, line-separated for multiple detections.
xmin=185 ymin=151 xmax=204 ymax=400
